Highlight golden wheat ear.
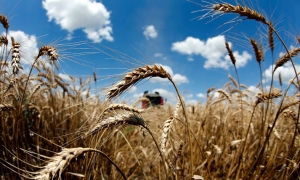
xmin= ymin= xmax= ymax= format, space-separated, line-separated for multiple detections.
xmin=105 ymin=64 xmax=171 ymax=100
xmin=250 ymin=38 xmax=263 ymax=64
xmin=0 ymin=15 xmax=9 ymax=31
xmin=31 ymin=148 xmax=126 ymax=180
xmin=0 ymin=35 xmax=8 ymax=46
xmin=274 ymin=47 xmax=300 ymax=72
xmin=83 ymin=112 xmax=146 ymax=138
xmin=161 ymin=116 xmax=175 ymax=155
xmin=254 ymin=88 xmax=282 ymax=106
xmin=10 ymin=37 xmax=23 ymax=75
xmin=212 ymin=3 xmax=268 ymax=24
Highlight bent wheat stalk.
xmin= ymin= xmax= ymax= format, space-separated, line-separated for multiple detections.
xmin=212 ymin=3 xmax=268 ymax=24
xmin=105 ymin=64 xmax=194 ymax=175
xmin=31 ymin=147 xmax=126 ymax=180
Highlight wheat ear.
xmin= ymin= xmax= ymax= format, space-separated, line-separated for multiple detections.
xmin=0 ymin=35 xmax=8 ymax=46
xmin=212 ymin=3 xmax=268 ymax=24
xmin=250 ymin=38 xmax=263 ymax=64
xmin=254 ymin=88 xmax=282 ymax=106
xmin=83 ymin=112 xmax=146 ymax=138
xmin=274 ymin=47 xmax=300 ymax=72
xmin=105 ymin=64 xmax=171 ymax=100
xmin=228 ymin=75 xmax=238 ymax=88
xmin=10 ymin=37 xmax=23 ymax=75
xmin=0 ymin=103 xmax=15 ymax=111
xmin=101 ymin=103 xmax=143 ymax=118
xmin=225 ymin=41 xmax=236 ymax=66
xmin=207 ymin=87 xmax=215 ymax=97
xmin=106 ymin=64 xmax=193 ymax=174
xmin=161 ymin=116 xmax=175 ymax=154
xmin=217 ymin=89 xmax=231 ymax=103
xmin=268 ymin=22 xmax=274 ymax=52
xmin=0 ymin=15 xmax=9 ymax=31
xmin=297 ymin=36 xmax=300 ymax=44
xmin=32 ymin=147 xmax=126 ymax=180
xmin=37 ymin=45 xmax=59 ymax=61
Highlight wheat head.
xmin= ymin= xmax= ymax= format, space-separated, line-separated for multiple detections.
xmin=84 ymin=112 xmax=146 ymax=138
xmin=105 ymin=64 xmax=171 ymax=100
xmin=212 ymin=3 xmax=268 ymax=25
xmin=274 ymin=47 xmax=300 ymax=72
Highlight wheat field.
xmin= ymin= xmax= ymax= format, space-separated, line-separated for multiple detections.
xmin=1 ymin=1 xmax=300 ymax=180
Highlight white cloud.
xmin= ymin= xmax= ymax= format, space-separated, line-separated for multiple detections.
xmin=42 ymin=0 xmax=113 ymax=43
xmin=171 ymin=35 xmax=252 ymax=70
xmin=173 ymin=74 xmax=189 ymax=84
xmin=197 ymin=93 xmax=205 ymax=98
xmin=248 ymin=85 xmax=261 ymax=94
xmin=171 ymin=36 xmax=204 ymax=55
xmin=154 ymin=53 xmax=167 ymax=60
xmin=149 ymin=64 xmax=189 ymax=85
xmin=186 ymin=94 xmax=193 ymax=98
xmin=186 ymin=99 xmax=198 ymax=105
xmin=264 ymin=63 xmax=300 ymax=85
xmin=143 ymin=25 xmax=158 ymax=40
xmin=58 ymin=73 xmax=72 ymax=81
xmin=187 ymin=57 xmax=194 ymax=61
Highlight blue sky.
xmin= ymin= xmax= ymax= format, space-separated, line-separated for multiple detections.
xmin=2 ymin=0 xmax=300 ymax=104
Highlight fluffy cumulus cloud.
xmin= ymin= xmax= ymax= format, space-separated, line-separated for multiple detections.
xmin=171 ymin=35 xmax=252 ymax=70
xmin=197 ymin=93 xmax=205 ymax=98
xmin=58 ymin=73 xmax=72 ymax=81
xmin=149 ymin=64 xmax=189 ymax=85
xmin=154 ymin=53 xmax=167 ymax=60
xmin=143 ymin=25 xmax=158 ymax=40
xmin=42 ymin=0 xmax=113 ymax=43
xmin=264 ymin=63 xmax=300 ymax=85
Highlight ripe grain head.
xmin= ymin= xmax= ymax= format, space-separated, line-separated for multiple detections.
xmin=105 ymin=64 xmax=171 ymax=100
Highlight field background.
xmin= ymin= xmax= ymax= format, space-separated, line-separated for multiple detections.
xmin=1 ymin=0 xmax=300 ymax=179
